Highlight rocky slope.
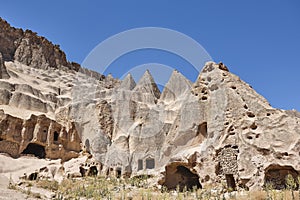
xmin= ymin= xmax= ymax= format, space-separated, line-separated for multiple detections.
xmin=0 ymin=18 xmax=79 ymax=71
xmin=0 ymin=18 xmax=300 ymax=191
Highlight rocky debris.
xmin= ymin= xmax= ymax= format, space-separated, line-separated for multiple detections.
xmin=79 ymin=159 xmax=102 ymax=177
xmin=19 ymin=154 xmax=103 ymax=181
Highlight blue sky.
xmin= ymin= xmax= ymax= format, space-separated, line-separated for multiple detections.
xmin=1 ymin=1 xmax=299 ymax=111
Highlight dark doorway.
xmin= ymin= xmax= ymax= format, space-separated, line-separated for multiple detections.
xmin=164 ymin=165 xmax=202 ymax=191
xmin=80 ymin=166 xmax=86 ymax=177
xmin=88 ymin=166 xmax=98 ymax=176
xmin=225 ymin=174 xmax=236 ymax=190
xmin=21 ymin=143 xmax=46 ymax=158
xmin=264 ymin=165 xmax=298 ymax=190
xmin=146 ymin=158 xmax=155 ymax=169
xmin=116 ymin=167 xmax=122 ymax=178
xmin=28 ymin=172 xmax=38 ymax=180
xmin=138 ymin=159 xmax=143 ymax=171
xmin=54 ymin=131 xmax=59 ymax=142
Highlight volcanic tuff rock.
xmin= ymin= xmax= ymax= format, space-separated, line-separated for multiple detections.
xmin=0 ymin=18 xmax=300 ymax=191
xmin=0 ymin=18 xmax=80 ymax=71
xmin=0 ymin=52 xmax=10 ymax=79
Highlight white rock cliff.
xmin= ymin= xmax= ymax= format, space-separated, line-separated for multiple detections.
xmin=0 ymin=18 xmax=300 ymax=191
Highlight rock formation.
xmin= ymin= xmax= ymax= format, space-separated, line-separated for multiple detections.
xmin=0 ymin=111 xmax=81 ymax=161
xmin=1 ymin=17 xmax=300 ymax=191
xmin=0 ymin=18 xmax=79 ymax=71
xmin=0 ymin=52 xmax=10 ymax=79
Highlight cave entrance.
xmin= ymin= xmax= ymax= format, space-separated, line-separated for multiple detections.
xmin=164 ymin=165 xmax=202 ymax=191
xmin=264 ymin=165 xmax=299 ymax=190
xmin=21 ymin=143 xmax=46 ymax=158
xmin=88 ymin=166 xmax=98 ymax=176
xmin=28 ymin=172 xmax=38 ymax=180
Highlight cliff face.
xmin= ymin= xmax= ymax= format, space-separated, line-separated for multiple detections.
xmin=0 ymin=18 xmax=79 ymax=71
xmin=0 ymin=111 xmax=80 ymax=161
xmin=0 ymin=52 xmax=10 ymax=79
xmin=0 ymin=18 xmax=300 ymax=190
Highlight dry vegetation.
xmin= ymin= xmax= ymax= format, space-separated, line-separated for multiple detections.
xmin=8 ymin=174 xmax=300 ymax=200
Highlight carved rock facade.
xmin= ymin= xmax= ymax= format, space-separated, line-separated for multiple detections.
xmin=0 ymin=18 xmax=300 ymax=191
xmin=0 ymin=110 xmax=81 ymax=161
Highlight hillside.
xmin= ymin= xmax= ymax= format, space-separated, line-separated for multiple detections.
xmin=1 ymin=18 xmax=300 ymax=199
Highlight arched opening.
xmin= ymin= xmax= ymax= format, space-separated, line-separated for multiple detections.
xmin=28 ymin=172 xmax=38 ymax=180
xmin=53 ymin=131 xmax=59 ymax=142
xmin=265 ymin=165 xmax=299 ymax=190
xmin=21 ymin=143 xmax=46 ymax=158
xmin=146 ymin=158 xmax=155 ymax=169
xmin=163 ymin=165 xmax=202 ymax=191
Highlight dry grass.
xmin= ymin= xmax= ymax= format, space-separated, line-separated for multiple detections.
xmin=8 ymin=176 xmax=300 ymax=200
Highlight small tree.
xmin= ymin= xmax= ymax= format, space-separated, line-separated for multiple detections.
xmin=285 ymin=174 xmax=296 ymax=200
